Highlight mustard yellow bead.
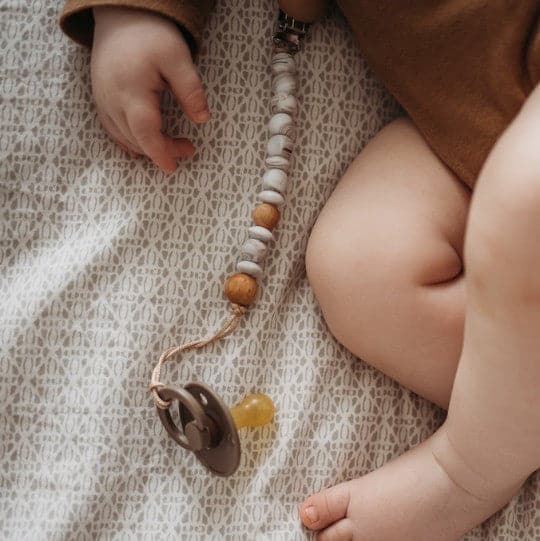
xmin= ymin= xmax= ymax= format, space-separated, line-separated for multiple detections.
xmin=253 ymin=203 xmax=280 ymax=230
xmin=225 ymin=273 xmax=258 ymax=306
xmin=230 ymin=393 xmax=275 ymax=429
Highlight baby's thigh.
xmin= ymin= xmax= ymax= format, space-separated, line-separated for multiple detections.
xmin=306 ymin=117 xmax=470 ymax=340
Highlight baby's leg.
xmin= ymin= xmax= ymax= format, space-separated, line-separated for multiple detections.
xmin=300 ymin=88 xmax=540 ymax=540
xmin=306 ymin=117 xmax=470 ymax=408
xmin=442 ymin=82 xmax=540 ymax=495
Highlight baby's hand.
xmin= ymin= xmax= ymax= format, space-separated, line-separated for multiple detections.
xmin=91 ymin=7 xmax=211 ymax=173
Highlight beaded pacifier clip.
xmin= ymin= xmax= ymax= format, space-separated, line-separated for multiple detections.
xmin=149 ymin=7 xmax=310 ymax=476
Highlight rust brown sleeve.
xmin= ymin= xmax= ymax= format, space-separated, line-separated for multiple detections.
xmin=58 ymin=0 xmax=215 ymax=58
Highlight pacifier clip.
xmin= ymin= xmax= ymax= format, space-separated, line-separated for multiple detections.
xmin=150 ymin=7 xmax=310 ymax=476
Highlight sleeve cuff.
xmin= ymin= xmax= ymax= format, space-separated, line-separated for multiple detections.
xmin=59 ymin=0 xmax=214 ymax=58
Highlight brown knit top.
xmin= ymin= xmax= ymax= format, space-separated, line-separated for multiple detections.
xmin=59 ymin=0 xmax=540 ymax=187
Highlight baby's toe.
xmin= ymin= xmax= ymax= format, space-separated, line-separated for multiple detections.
xmin=300 ymin=481 xmax=351 ymax=531
xmin=317 ymin=518 xmax=355 ymax=541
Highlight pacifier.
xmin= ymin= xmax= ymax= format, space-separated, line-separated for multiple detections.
xmin=155 ymin=383 xmax=274 ymax=476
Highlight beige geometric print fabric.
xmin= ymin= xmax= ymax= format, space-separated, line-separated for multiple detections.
xmin=1 ymin=0 xmax=539 ymax=539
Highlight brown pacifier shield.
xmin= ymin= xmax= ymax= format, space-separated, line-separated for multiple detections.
xmin=179 ymin=382 xmax=241 ymax=476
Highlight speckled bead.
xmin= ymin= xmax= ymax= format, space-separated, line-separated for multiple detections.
xmin=252 ymin=204 xmax=280 ymax=230
xmin=265 ymin=155 xmax=290 ymax=172
xmin=269 ymin=113 xmax=295 ymax=139
xmin=271 ymin=93 xmax=298 ymax=117
xmin=241 ymin=238 xmax=268 ymax=264
xmin=271 ymin=52 xmax=296 ymax=75
xmin=262 ymin=168 xmax=288 ymax=193
xmin=237 ymin=260 xmax=264 ymax=281
xmin=258 ymin=190 xmax=285 ymax=206
xmin=267 ymin=134 xmax=294 ymax=159
xmin=272 ymin=72 xmax=297 ymax=95
xmin=248 ymin=225 xmax=275 ymax=243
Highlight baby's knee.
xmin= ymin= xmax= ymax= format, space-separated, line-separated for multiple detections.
xmin=305 ymin=219 xmax=374 ymax=347
xmin=305 ymin=215 xmax=406 ymax=353
xmin=306 ymin=213 xmax=460 ymax=312
xmin=306 ymin=216 xmax=378 ymax=301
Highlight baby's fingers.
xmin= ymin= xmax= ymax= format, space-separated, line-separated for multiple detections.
xmin=127 ymin=100 xmax=194 ymax=173
xmin=162 ymin=63 xmax=210 ymax=124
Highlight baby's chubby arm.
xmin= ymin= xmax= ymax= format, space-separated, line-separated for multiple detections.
xmin=91 ymin=7 xmax=210 ymax=173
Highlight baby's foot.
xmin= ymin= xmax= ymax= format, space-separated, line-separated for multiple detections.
xmin=299 ymin=427 xmax=524 ymax=540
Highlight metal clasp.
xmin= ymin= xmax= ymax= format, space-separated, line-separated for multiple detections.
xmin=272 ymin=8 xmax=311 ymax=54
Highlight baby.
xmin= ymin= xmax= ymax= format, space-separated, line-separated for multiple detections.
xmin=59 ymin=0 xmax=540 ymax=539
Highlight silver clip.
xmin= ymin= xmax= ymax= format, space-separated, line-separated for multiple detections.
xmin=272 ymin=8 xmax=311 ymax=54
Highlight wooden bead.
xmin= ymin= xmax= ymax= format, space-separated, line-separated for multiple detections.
xmin=253 ymin=203 xmax=280 ymax=230
xmin=225 ymin=273 xmax=258 ymax=306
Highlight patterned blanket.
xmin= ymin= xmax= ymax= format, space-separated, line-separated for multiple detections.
xmin=1 ymin=0 xmax=538 ymax=538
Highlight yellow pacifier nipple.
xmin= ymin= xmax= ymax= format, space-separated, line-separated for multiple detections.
xmin=230 ymin=393 xmax=275 ymax=429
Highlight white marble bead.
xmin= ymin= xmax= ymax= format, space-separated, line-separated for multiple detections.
xmin=262 ymin=168 xmax=288 ymax=193
xmin=241 ymin=238 xmax=268 ymax=264
xmin=271 ymin=93 xmax=298 ymax=117
xmin=271 ymin=52 xmax=296 ymax=75
xmin=267 ymin=134 xmax=294 ymax=159
xmin=265 ymin=155 xmax=290 ymax=172
xmin=268 ymin=113 xmax=295 ymax=139
xmin=272 ymin=72 xmax=297 ymax=95
xmin=237 ymin=260 xmax=263 ymax=281
xmin=248 ymin=226 xmax=275 ymax=244
xmin=258 ymin=190 xmax=285 ymax=206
